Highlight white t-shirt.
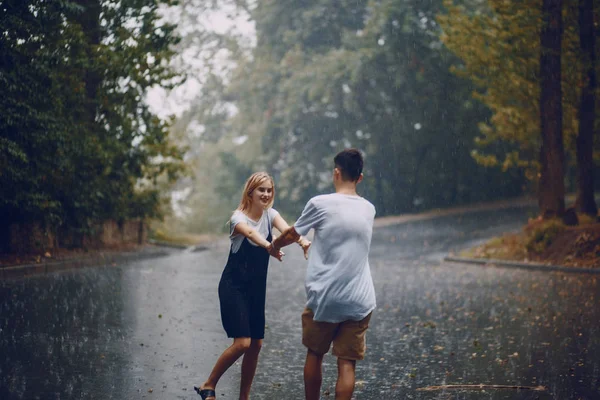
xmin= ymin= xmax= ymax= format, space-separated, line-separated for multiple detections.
xmin=230 ymin=208 xmax=279 ymax=253
xmin=294 ymin=193 xmax=376 ymax=323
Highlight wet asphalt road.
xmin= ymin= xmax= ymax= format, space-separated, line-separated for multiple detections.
xmin=1 ymin=206 xmax=599 ymax=400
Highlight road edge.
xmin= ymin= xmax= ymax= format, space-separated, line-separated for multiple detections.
xmin=444 ymin=256 xmax=600 ymax=274
xmin=373 ymin=196 xmax=538 ymax=228
xmin=0 ymin=247 xmax=173 ymax=280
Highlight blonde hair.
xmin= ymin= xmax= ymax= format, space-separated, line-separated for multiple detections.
xmin=236 ymin=172 xmax=275 ymax=213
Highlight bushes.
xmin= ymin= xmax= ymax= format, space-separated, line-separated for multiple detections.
xmin=0 ymin=0 xmax=186 ymax=247
xmin=525 ymin=219 xmax=566 ymax=253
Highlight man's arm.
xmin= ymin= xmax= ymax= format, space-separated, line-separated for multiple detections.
xmin=272 ymin=226 xmax=301 ymax=250
xmin=273 ymin=214 xmax=309 ymax=245
xmin=274 ymin=199 xmax=316 ymax=259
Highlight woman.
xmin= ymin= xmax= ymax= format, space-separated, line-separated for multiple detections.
xmin=195 ymin=172 xmax=311 ymax=400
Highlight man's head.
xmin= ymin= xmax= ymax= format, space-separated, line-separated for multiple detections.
xmin=333 ymin=148 xmax=364 ymax=183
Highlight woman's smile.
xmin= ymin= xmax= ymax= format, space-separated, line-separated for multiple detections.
xmin=252 ymin=183 xmax=274 ymax=206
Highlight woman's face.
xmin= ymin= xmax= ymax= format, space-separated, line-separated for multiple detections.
xmin=250 ymin=179 xmax=273 ymax=208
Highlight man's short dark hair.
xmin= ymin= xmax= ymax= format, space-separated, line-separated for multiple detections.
xmin=334 ymin=148 xmax=363 ymax=182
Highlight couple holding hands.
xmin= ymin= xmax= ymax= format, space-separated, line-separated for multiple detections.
xmin=195 ymin=149 xmax=376 ymax=400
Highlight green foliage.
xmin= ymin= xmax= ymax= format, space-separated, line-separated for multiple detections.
xmin=462 ymin=233 xmax=528 ymax=260
xmin=181 ymin=145 xmax=253 ymax=233
xmin=167 ymin=0 xmax=532 ymax=233
xmin=438 ymin=0 xmax=596 ymax=179
xmin=525 ymin=219 xmax=566 ymax=253
xmin=0 ymin=0 xmax=187 ymax=239
xmin=206 ymin=0 xmax=527 ymax=220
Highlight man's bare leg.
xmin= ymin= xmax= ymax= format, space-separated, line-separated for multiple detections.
xmin=335 ymin=358 xmax=356 ymax=400
xmin=239 ymin=339 xmax=263 ymax=400
xmin=304 ymin=349 xmax=324 ymax=400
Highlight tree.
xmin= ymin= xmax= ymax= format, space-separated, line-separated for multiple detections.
xmin=439 ymin=0 xmax=600 ymax=218
xmin=0 ymin=0 xmax=186 ymax=250
xmin=171 ymin=0 xmax=529 ymax=232
xmin=575 ymin=0 xmax=597 ymax=216
xmin=231 ymin=0 xmax=525 ymax=216
xmin=538 ymin=0 xmax=566 ymax=217
xmin=0 ymin=0 xmax=84 ymax=229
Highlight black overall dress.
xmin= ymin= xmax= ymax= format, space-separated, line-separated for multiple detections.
xmin=218 ymin=218 xmax=271 ymax=339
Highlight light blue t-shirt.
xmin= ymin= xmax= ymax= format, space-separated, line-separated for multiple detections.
xmin=294 ymin=193 xmax=376 ymax=323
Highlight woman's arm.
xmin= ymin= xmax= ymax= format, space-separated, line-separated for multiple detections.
xmin=233 ymin=221 xmax=271 ymax=248
xmin=233 ymin=221 xmax=283 ymax=261
xmin=272 ymin=213 xmax=291 ymax=234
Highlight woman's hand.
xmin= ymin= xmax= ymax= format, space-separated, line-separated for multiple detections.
xmin=266 ymin=243 xmax=285 ymax=262
xmin=298 ymin=238 xmax=311 ymax=260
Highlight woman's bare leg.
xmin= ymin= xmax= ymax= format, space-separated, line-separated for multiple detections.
xmin=199 ymin=338 xmax=251 ymax=398
xmin=239 ymin=339 xmax=263 ymax=400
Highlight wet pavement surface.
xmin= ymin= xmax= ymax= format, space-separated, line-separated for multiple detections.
xmin=1 ymin=206 xmax=599 ymax=399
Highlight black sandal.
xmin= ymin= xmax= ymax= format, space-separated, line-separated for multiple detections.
xmin=194 ymin=386 xmax=216 ymax=399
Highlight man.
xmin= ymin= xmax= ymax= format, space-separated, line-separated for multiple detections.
xmin=272 ymin=148 xmax=376 ymax=400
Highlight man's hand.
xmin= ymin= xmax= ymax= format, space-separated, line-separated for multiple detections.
xmin=299 ymin=238 xmax=311 ymax=260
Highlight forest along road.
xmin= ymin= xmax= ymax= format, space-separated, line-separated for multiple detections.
xmin=1 ymin=205 xmax=599 ymax=400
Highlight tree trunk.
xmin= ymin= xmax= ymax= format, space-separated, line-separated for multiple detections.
xmin=575 ymin=0 xmax=597 ymax=216
xmin=538 ymin=0 xmax=566 ymax=218
xmin=407 ymin=145 xmax=431 ymax=211
xmin=373 ymin=157 xmax=387 ymax=216
xmin=71 ymin=0 xmax=102 ymax=124
xmin=450 ymin=148 xmax=460 ymax=205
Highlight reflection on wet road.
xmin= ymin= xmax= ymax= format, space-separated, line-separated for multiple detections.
xmin=1 ymin=206 xmax=599 ymax=399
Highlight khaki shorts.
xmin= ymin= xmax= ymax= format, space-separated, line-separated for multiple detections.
xmin=301 ymin=308 xmax=372 ymax=361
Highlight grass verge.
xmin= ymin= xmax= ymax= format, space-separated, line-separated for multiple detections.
xmin=461 ymin=215 xmax=600 ymax=268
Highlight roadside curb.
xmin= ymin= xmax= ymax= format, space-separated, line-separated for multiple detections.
xmin=444 ymin=256 xmax=600 ymax=274
xmin=0 ymin=248 xmax=173 ymax=280
xmin=147 ymin=239 xmax=215 ymax=252
xmin=373 ymin=196 xmax=538 ymax=228
xmin=147 ymin=239 xmax=190 ymax=249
